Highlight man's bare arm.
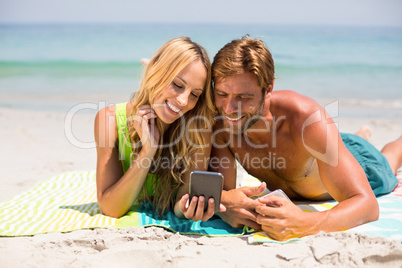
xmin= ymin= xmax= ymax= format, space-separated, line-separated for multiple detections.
xmin=256 ymin=103 xmax=378 ymax=240
xmin=303 ymin=107 xmax=379 ymax=231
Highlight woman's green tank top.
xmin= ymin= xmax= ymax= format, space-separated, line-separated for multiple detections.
xmin=115 ymin=102 xmax=155 ymax=196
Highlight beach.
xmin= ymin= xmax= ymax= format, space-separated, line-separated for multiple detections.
xmin=1 ymin=22 xmax=401 ymax=267
xmin=0 ymin=105 xmax=401 ymax=267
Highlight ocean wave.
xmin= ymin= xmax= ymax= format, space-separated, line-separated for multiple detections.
xmin=275 ymin=63 xmax=402 ymax=72
xmin=1 ymin=60 xmax=401 ymax=76
xmin=0 ymin=60 xmax=144 ymax=78
xmin=338 ymin=98 xmax=402 ymax=108
xmin=0 ymin=60 xmax=143 ymax=67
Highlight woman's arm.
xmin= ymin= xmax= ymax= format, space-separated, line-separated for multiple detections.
xmin=94 ymin=105 xmax=158 ymax=218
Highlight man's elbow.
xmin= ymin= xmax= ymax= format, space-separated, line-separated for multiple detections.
xmin=366 ymin=197 xmax=380 ymax=223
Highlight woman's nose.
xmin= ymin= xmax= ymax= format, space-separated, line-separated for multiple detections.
xmin=176 ymin=92 xmax=189 ymax=107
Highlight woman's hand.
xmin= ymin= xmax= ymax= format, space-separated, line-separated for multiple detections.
xmin=131 ymin=105 xmax=159 ymax=154
xmin=178 ymin=194 xmax=226 ymax=222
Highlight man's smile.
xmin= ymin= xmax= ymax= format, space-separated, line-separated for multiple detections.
xmin=224 ymin=115 xmax=244 ymax=123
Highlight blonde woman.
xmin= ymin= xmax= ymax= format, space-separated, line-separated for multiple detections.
xmin=94 ymin=37 xmax=224 ymax=221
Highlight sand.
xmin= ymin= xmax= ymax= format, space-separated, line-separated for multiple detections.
xmin=0 ymin=105 xmax=401 ymax=267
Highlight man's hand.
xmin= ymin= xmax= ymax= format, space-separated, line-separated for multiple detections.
xmin=255 ymin=195 xmax=314 ymax=241
xmin=219 ymin=182 xmax=267 ymax=230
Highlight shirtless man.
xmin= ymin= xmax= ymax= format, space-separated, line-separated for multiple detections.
xmin=209 ymin=36 xmax=401 ymax=241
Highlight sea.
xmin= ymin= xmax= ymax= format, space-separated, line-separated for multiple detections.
xmin=0 ymin=23 xmax=401 ymax=118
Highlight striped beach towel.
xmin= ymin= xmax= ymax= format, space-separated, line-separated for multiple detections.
xmin=0 ymin=171 xmax=245 ymax=237
xmin=1 ymin=171 xmax=401 ymax=243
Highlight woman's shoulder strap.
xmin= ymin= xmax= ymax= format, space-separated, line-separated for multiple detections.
xmin=114 ymin=102 xmax=132 ymax=173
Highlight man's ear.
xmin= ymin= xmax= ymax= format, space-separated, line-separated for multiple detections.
xmin=265 ymin=83 xmax=274 ymax=96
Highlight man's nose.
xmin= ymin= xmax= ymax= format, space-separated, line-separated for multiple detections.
xmin=224 ymin=97 xmax=239 ymax=114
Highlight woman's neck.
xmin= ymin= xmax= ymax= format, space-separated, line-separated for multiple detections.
xmin=157 ymin=118 xmax=169 ymax=132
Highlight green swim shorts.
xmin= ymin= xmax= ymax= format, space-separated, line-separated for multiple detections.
xmin=341 ymin=133 xmax=398 ymax=196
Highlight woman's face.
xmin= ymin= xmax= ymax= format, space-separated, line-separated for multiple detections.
xmin=153 ymin=59 xmax=207 ymax=125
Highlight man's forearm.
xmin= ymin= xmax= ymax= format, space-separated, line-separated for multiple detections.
xmin=256 ymin=192 xmax=379 ymax=240
xmin=314 ymin=194 xmax=379 ymax=233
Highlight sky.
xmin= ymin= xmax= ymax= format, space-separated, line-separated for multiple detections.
xmin=0 ymin=0 xmax=401 ymax=27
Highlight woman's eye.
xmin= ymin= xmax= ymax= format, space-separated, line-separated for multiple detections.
xmin=173 ymin=82 xmax=183 ymax=89
xmin=191 ymin=92 xmax=199 ymax=98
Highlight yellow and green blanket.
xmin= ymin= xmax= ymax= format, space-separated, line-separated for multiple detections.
xmin=0 ymin=171 xmax=244 ymax=237
xmin=0 ymin=171 xmax=401 ymax=244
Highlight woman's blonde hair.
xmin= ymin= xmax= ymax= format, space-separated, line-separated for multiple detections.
xmin=127 ymin=37 xmax=214 ymax=216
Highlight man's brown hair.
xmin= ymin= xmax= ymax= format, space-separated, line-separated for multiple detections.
xmin=212 ymin=35 xmax=275 ymax=91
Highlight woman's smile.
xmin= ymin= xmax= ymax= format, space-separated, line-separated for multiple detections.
xmin=165 ymin=100 xmax=182 ymax=114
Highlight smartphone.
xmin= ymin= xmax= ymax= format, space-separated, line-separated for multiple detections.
xmin=261 ymin=189 xmax=290 ymax=200
xmin=189 ymin=171 xmax=224 ymax=212
xmin=260 ymin=189 xmax=290 ymax=207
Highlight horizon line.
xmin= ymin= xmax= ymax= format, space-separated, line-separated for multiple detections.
xmin=0 ymin=21 xmax=401 ymax=28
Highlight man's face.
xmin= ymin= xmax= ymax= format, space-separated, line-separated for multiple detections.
xmin=214 ymin=72 xmax=265 ymax=134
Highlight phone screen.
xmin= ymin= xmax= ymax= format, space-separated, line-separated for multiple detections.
xmin=189 ymin=171 xmax=223 ymax=212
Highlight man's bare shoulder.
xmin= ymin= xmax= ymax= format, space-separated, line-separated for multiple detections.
xmin=270 ymin=90 xmax=329 ymax=147
xmin=271 ymin=90 xmax=321 ymax=112
xmin=271 ymin=90 xmax=324 ymax=124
